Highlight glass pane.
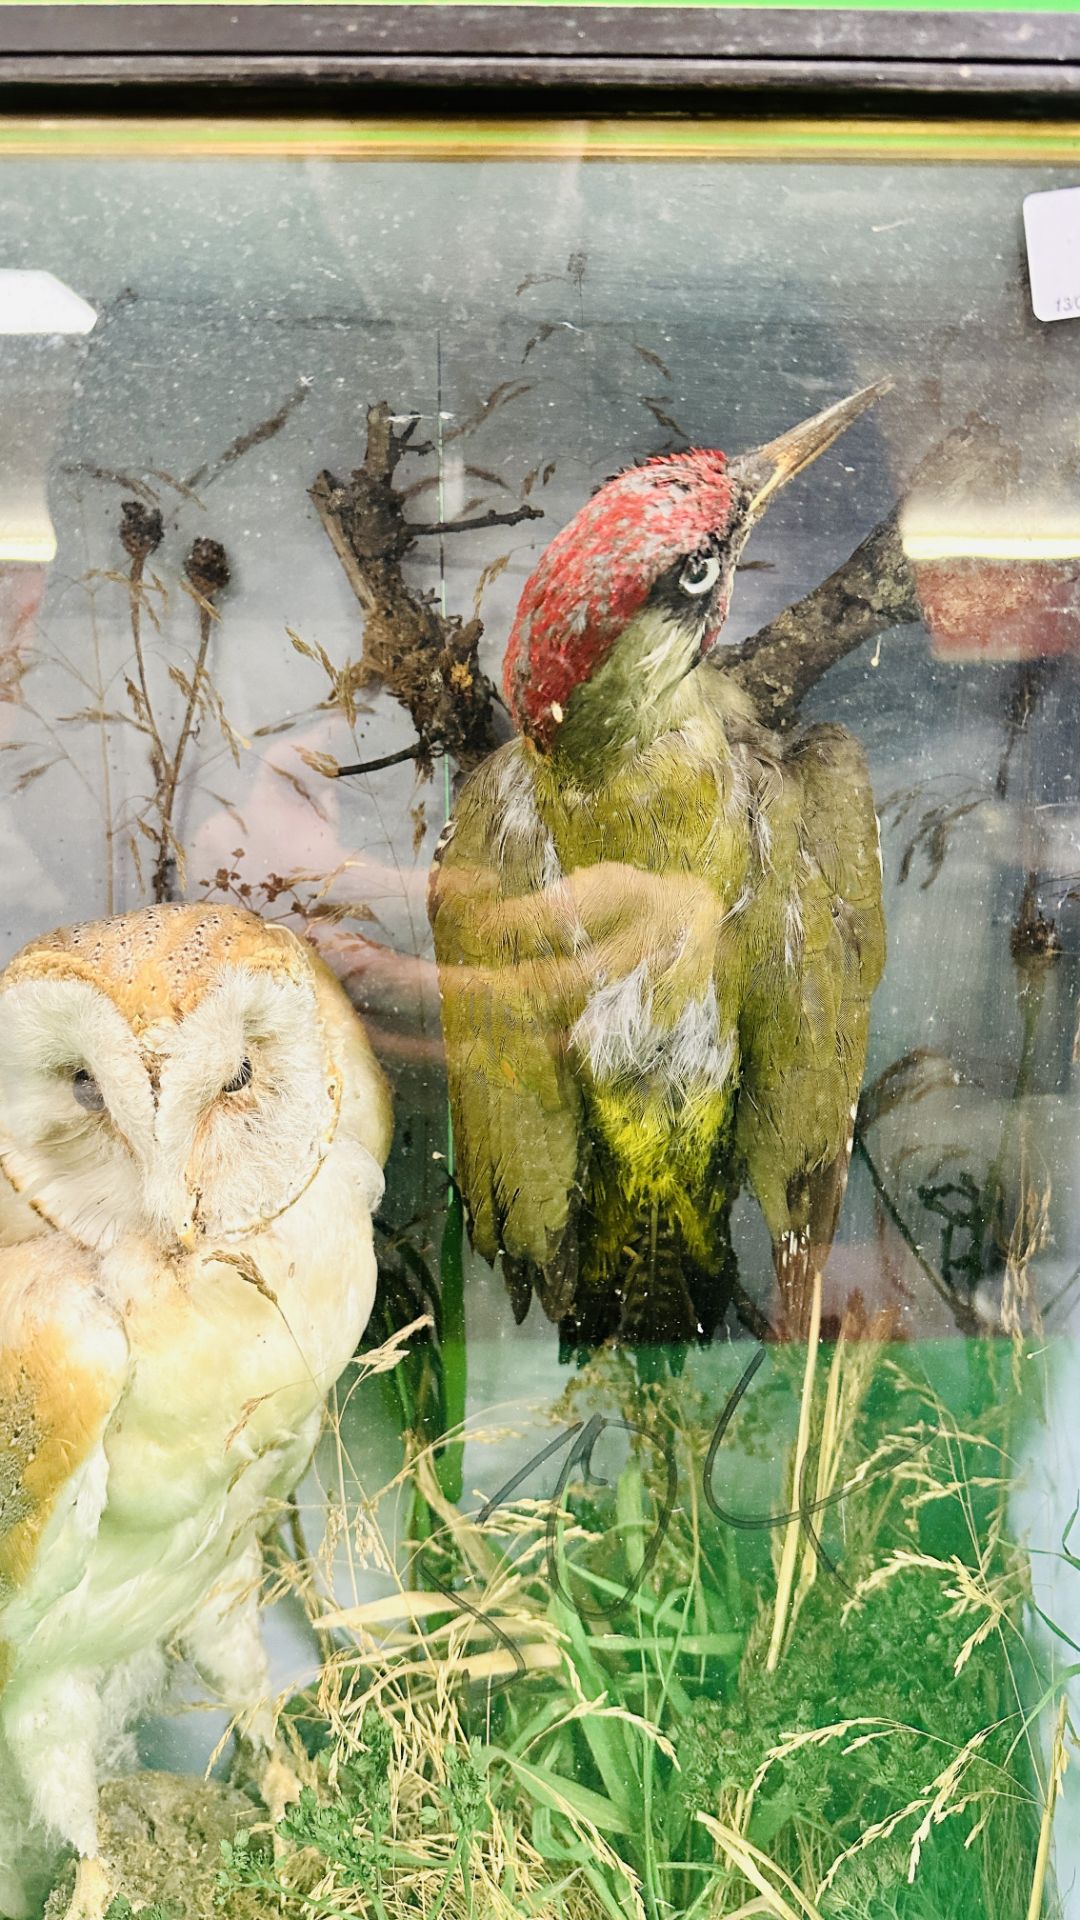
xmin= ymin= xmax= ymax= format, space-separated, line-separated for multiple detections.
xmin=0 ymin=117 xmax=1077 ymax=1920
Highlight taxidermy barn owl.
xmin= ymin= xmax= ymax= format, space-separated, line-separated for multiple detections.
xmin=0 ymin=904 xmax=392 ymax=1920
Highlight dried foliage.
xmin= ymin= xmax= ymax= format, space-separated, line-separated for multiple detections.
xmin=118 ymin=519 xmax=235 ymax=902
xmin=879 ymin=781 xmax=988 ymax=891
xmin=310 ymin=402 xmax=543 ymax=778
xmin=211 ymin=1328 xmax=1058 ymax=1920
xmin=8 ymin=387 xmax=310 ymax=913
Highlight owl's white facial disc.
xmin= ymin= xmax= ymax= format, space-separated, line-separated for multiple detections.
xmin=0 ymin=963 xmax=340 ymax=1252
xmin=151 ymin=964 xmax=340 ymax=1244
xmin=0 ymin=977 xmax=156 ymax=1248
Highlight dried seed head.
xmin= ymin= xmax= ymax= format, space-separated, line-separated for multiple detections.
xmin=185 ymin=537 xmax=231 ymax=600
xmin=119 ymin=500 xmax=164 ymax=562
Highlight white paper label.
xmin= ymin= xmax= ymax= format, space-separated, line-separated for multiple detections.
xmin=1023 ymin=185 xmax=1080 ymax=323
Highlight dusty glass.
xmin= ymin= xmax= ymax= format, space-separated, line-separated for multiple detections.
xmin=0 ymin=117 xmax=1077 ymax=1920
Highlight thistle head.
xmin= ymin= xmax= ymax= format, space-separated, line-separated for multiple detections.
xmin=503 ymin=380 xmax=890 ymax=755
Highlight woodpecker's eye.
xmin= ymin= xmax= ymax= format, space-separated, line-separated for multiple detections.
xmin=678 ymin=552 xmax=721 ymax=599
xmin=222 ymin=1057 xmax=253 ymax=1095
xmin=72 ymin=1068 xmax=105 ymax=1113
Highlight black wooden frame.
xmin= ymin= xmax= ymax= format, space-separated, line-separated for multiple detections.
xmin=0 ymin=5 xmax=1076 ymax=113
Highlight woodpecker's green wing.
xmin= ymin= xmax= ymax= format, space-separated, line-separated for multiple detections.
xmin=429 ymin=741 xmax=585 ymax=1321
xmin=0 ymin=1239 xmax=130 ymax=1634
xmin=736 ymin=723 xmax=885 ymax=1325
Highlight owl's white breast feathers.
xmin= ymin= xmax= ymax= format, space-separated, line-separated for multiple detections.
xmin=0 ymin=904 xmax=393 ymax=1911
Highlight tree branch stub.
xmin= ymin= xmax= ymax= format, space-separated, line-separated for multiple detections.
xmin=310 ymin=401 xmax=515 ymax=774
xmin=314 ymin=404 xmax=1016 ymax=775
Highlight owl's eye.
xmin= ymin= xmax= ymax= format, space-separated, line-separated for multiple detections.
xmin=72 ymin=1068 xmax=105 ymax=1113
xmin=222 ymin=1057 xmax=253 ymax=1095
xmin=678 ymin=552 xmax=722 ymax=599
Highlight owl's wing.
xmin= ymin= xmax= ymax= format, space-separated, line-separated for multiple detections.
xmin=0 ymin=1239 xmax=130 ymax=1632
xmin=429 ymin=740 xmax=585 ymax=1322
xmin=737 ymin=724 xmax=885 ymax=1331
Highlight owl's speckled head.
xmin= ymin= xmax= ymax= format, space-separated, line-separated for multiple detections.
xmin=0 ymin=904 xmax=348 ymax=1253
xmin=6 ymin=902 xmax=313 ymax=1028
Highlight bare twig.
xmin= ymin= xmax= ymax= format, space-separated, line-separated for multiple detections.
xmin=61 ymin=463 xmax=160 ymax=502
xmin=997 ymin=659 xmax=1055 ymax=800
xmin=309 ymin=401 xmax=509 ymax=774
xmin=83 ymin=576 xmax=117 ymax=916
xmin=731 ymin=511 xmax=920 ymax=729
xmin=411 ymin=504 xmax=543 ymax=539
xmin=854 ymin=1129 xmax=981 ymax=1336
xmin=729 ymin=1278 xmax=777 ymax=1344
xmin=336 ymin=745 xmax=424 ymax=779
xmin=153 ymin=538 xmax=231 ymax=902
xmin=119 ymin=502 xmax=168 ymax=784
xmin=185 ymin=381 xmax=310 ymax=495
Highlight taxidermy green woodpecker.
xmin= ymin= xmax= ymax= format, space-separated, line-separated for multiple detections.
xmin=429 ymin=385 xmax=887 ymax=1347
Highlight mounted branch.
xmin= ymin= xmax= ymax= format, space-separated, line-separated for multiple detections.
xmin=731 ymin=512 xmax=920 ymax=729
xmin=315 ymin=405 xmax=1016 ymax=777
xmin=311 ymin=402 xmax=542 ymax=778
xmin=732 ymin=414 xmax=1017 ymax=728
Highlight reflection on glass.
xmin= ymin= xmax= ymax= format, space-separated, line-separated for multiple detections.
xmin=0 ymin=123 xmax=1075 ymax=1920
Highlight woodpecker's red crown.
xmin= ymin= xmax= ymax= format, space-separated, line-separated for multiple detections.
xmin=503 ymin=450 xmax=737 ymax=749
xmin=501 ymin=381 xmax=893 ymax=751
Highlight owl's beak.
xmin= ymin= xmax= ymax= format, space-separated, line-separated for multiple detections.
xmin=170 ymin=1192 xmax=201 ymax=1253
xmin=176 ymin=1216 xmax=200 ymax=1254
xmin=144 ymin=1153 xmax=202 ymax=1254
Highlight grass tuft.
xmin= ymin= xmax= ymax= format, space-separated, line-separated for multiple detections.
xmin=219 ymin=1331 xmax=1063 ymax=1920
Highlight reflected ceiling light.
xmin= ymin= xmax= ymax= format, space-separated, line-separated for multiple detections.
xmin=0 ymin=519 xmax=57 ymax=564
xmin=903 ymin=531 xmax=1080 ymax=562
xmin=901 ymin=498 xmax=1080 ymax=564
xmin=0 ymin=270 xmax=96 ymax=336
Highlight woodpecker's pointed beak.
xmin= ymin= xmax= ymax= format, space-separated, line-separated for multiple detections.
xmin=727 ymin=377 xmax=892 ymax=520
